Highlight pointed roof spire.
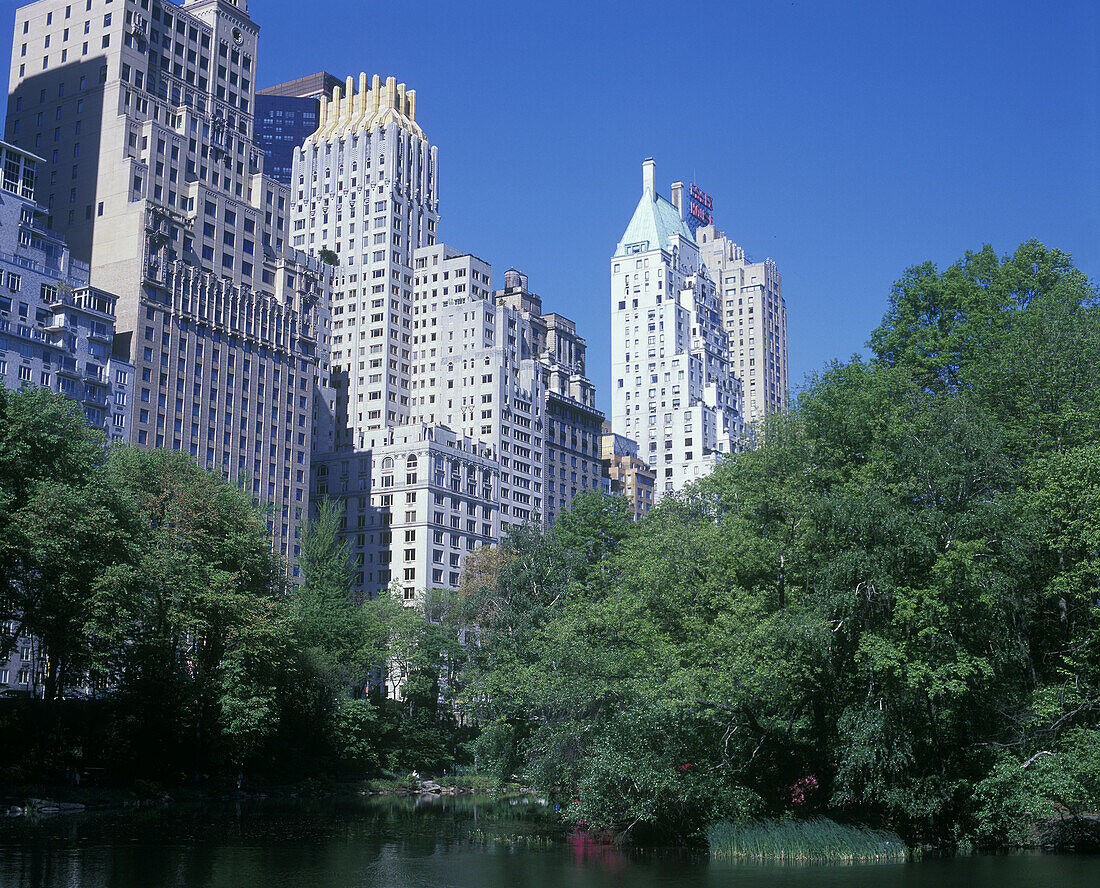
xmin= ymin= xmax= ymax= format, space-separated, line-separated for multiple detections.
xmin=615 ymin=160 xmax=696 ymax=257
xmin=643 ymin=157 xmax=656 ymax=197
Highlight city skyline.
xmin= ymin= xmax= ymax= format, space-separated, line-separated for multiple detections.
xmin=4 ymin=0 xmax=1093 ymax=416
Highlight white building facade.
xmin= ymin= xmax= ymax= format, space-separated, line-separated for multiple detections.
xmin=409 ymin=244 xmax=544 ymax=534
xmin=311 ymin=423 xmax=498 ymax=603
xmin=0 ymin=139 xmax=133 ymax=443
xmin=495 ymin=270 xmax=604 ymax=525
xmin=292 ymin=72 xmax=438 ymax=448
xmin=696 ymin=225 xmax=788 ymax=425
xmin=610 ymin=159 xmax=744 ymax=500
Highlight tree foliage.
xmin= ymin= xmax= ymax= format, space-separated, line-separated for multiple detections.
xmin=0 ymin=398 xmax=469 ymax=781
xmin=459 ymin=242 xmax=1100 ymax=846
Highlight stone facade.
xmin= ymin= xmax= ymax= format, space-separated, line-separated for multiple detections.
xmin=495 ymin=270 xmax=605 ymax=526
xmin=600 ymin=422 xmax=655 ymax=521
xmin=311 ymin=423 xmax=498 ymax=602
xmin=5 ymin=0 xmax=331 ymax=572
xmin=0 ymin=138 xmax=132 ymax=441
xmin=696 ymin=225 xmax=788 ymax=426
xmin=610 ymin=159 xmax=745 ymax=501
xmin=408 ymin=244 xmax=543 ymax=535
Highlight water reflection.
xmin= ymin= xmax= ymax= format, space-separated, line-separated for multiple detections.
xmin=567 ymin=828 xmax=629 ymax=874
xmin=0 ymin=795 xmax=1097 ymax=888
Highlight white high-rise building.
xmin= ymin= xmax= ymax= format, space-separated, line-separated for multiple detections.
xmin=495 ymin=269 xmax=605 ymax=526
xmin=292 ymin=72 xmax=438 ymax=448
xmin=610 ymin=159 xmax=744 ymax=500
xmin=410 ymin=243 xmax=544 ymax=533
xmin=696 ymin=225 xmax=788 ymax=425
xmin=296 ymin=76 xmax=613 ymax=610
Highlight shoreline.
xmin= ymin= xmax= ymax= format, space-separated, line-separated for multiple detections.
xmin=2 ymin=777 xmax=526 ymax=818
xmin=3 ymin=785 xmax=1096 ymax=857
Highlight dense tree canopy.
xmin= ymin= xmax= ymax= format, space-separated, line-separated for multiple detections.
xmin=0 ymin=392 xmax=463 ymax=781
xmin=457 ymin=241 xmax=1100 ymax=846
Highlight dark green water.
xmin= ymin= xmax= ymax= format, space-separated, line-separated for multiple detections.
xmin=0 ymin=794 xmax=1097 ymax=887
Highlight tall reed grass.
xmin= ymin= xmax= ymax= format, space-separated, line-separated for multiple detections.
xmin=707 ymin=817 xmax=906 ymax=862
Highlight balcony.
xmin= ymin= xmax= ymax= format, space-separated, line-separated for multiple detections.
xmin=1 ymin=320 xmax=53 ymax=345
xmin=0 ymin=249 xmax=76 ymax=282
xmin=19 ymin=213 xmax=54 ymax=238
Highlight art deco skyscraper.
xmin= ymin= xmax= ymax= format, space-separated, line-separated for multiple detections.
xmin=291 ymin=73 xmax=439 ymax=449
xmin=610 ymin=159 xmax=744 ymax=500
xmin=6 ymin=0 xmax=329 ymax=568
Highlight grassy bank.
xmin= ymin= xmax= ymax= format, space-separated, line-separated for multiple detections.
xmin=707 ymin=817 xmax=907 ymax=862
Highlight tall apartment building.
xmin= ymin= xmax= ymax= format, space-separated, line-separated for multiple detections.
xmin=696 ymin=225 xmax=787 ymax=424
xmin=494 ymin=269 xmax=604 ymax=525
xmin=6 ymin=0 xmax=330 ymax=568
xmin=0 ymin=139 xmax=133 ymax=442
xmin=255 ymin=71 xmax=340 ymax=186
xmin=291 ymin=71 xmax=438 ymax=448
xmin=600 ymin=422 xmax=655 ymax=521
xmin=409 ymin=244 xmax=544 ymax=534
xmin=610 ymin=158 xmax=744 ymax=501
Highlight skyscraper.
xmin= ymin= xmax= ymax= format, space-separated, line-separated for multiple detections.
xmin=494 ymin=269 xmax=605 ymax=526
xmin=610 ymin=159 xmax=744 ymax=500
xmin=291 ymin=72 xmax=438 ymax=449
xmin=696 ymin=225 xmax=788 ymax=424
xmin=295 ymin=73 xmax=614 ymax=600
xmin=6 ymin=0 xmax=330 ymax=568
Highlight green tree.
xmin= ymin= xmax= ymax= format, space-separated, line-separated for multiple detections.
xmin=0 ymin=385 xmax=134 ymax=701
xmin=460 ymin=243 xmax=1100 ymax=845
xmin=294 ymin=497 xmax=378 ymax=694
xmin=104 ymin=446 xmax=287 ymax=776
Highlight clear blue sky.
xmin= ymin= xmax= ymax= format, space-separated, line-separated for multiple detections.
xmin=3 ymin=0 xmax=1097 ymax=415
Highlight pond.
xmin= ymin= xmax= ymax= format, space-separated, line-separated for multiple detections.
xmin=0 ymin=794 xmax=1097 ymax=887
